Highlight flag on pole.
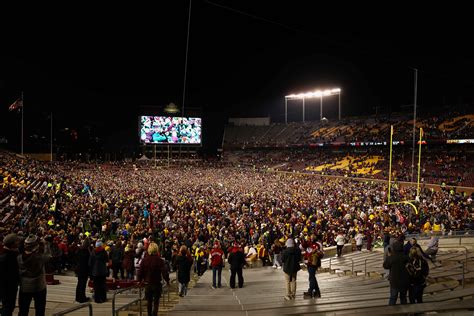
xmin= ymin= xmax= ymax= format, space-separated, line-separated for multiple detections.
xmin=8 ymin=98 xmax=23 ymax=111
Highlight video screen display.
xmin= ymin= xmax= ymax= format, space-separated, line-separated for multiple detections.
xmin=140 ymin=116 xmax=202 ymax=144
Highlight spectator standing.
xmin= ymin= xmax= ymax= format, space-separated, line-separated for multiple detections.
xmin=176 ymin=245 xmax=193 ymax=297
xmin=355 ymin=232 xmax=364 ymax=251
xmin=17 ymin=235 xmax=51 ymax=316
xmin=75 ymin=239 xmax=91 ymax=303
xmin=210 ymin=241 xmax=224 ymax=289
xmin=303 ymin=242 xmax=323 ymax=299
xmin=228 ymin=242 xmax=246 ymax=289
xmin=383 ymin=241 xmax=409 ymax=305
xmin=407 ymin=247 xmax=429 ymax=303
xmin=0 ymin=233 xmax=21 ymax=316
xmin=122 ymin=243 xmax=135 ymax=280
xmin=89 ymin=240 xmax=108 ymax=303
xmin=139 ymin=242 xmax=170 ymax=316
xmin=110 ymin=241 xmax=124 ymax=279
xmin=335 ymin=231 xmax=345 ymax=257
xmin=281 ymin=238 xmax=301 ymax=300
xmin=271 ymin=239 xmax=282 ymax=269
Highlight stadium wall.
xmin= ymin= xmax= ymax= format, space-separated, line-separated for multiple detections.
xmin=228 ymin=117 xmax=270 ymax=126
xmin=268 ymin=169 xmax=474 ymax=194
xmin=25 ymin=153 xmax=55 ymax=161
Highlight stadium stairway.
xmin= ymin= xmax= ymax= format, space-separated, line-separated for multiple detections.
xmin=168 ymin=250 xmax=474 ymax=316
xmin=11 ymin=248 xmax=474 ymax=315
xmin=10 ymin=274 xmax=140 ymax=316
xmin=11 ymin=271 xmax=200 ymax=316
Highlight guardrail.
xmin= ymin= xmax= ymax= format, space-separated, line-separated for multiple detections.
xmin=52 ymin=302 xmax=93 ymax=316
xmin=112 ymin=285 xmax=143 ymax=316
xmin=405 ymin=230 xmax=474 ymax=244
xmin=439 ymin=245 xmax=469 ymax=262
xmin=329 ymin=257 xmax=355 ymax=274
xmin=364 ymin=258 xmax=382 ymax=277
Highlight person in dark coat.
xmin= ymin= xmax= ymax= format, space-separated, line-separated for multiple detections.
xmin=75 ymin=239 xmax=91 ymax=303
xmin=176 ymin=245 xmax=193 ymax=297
xmin=122 ymin=243 xmax=135 ymax=280
xmin=281 ymin=238 xmax=301 ymax=300
xmin=17 ymin=235 xmax=51 ymax=316
xmin=227 ymin=242 xmax=246 ymax=289
xmin=0 ymin=233 xmax=21 ymax=316
xmin=407 ymin=247 xmax=429 ymax=303
xmin=138 ymin=242 xmax=170 ymax=316
xmin=89 ymin=240 xmax=108 ymax=303
xmin=383 ymin=240 xmax=409 ymax=305
xmin=110 ymin=242 xmax=124 ymax=279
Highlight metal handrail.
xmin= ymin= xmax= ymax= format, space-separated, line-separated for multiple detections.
xmin=329 ymin=257 xmax=355 ymax=274
xmin=53 ymin=302 xmax=92 ymax=316
xmin=430 ymin=262 xmax=467 ymax=289
xmin=405 ymin=230 xmax=474 ymax=244
xmin=364 ymin=258 xmax=382 ymax=276
xmin=438 ymin=245 xmax=469 ymax=262
xmin=112 ymin=285 xmax=143 ymax=316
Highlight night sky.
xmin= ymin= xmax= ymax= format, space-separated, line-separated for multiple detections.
xmin=1 ymin=2 xmax=474 ymax=155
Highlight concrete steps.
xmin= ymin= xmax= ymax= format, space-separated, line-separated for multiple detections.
xmin=11 ymin=274 xmax=141 ymax=316
xmin=168 ymin=250 xmax=474 ymax=316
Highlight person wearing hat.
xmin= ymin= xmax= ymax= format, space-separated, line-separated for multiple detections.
xmin=88 ymin=240 xmax=108 ymax=303
xmin=303 ymin=242 xmax=323 ymax=299
xmin=227 ymin=241 xmax=246 ymax=289
xmin=0 ymin=233 xmax=21 ymax=316
xmin=281 ymin=238 xmax=302 ymax=300
xmin=17 ymin=234 xmax=51 ymax=316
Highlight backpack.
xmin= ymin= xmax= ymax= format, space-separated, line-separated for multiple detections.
xmin=310 ymin=252 xmax=319 ymax=266
xmin=310 ymin=244 xmax=324 ymax=267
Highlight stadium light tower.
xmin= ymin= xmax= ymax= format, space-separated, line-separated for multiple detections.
xmin=285 ymin=88 xmax=341 ymax=124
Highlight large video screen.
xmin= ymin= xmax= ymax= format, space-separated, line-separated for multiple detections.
xmin=140 ymin=116 xmax=202 ymax=144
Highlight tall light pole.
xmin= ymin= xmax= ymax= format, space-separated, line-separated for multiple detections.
xmin=338 ymin=92 xmax=341 ymax=121
xmin=285 ymin=88 xmax=341 ymax=124
xmin=411 ymin=69 xmax=418 ymax=183
xmin=302 ymin=98 xmax=305 ymax=122
xmin=320 ymin=95 xmax=323 ymax=121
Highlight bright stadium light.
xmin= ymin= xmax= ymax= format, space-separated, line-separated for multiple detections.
xmin=284 ymin=88 xmax=342 ymax=123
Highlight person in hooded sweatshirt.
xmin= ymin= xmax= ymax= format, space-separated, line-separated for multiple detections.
xmin=383 ymin=240 xmax=409 ymax=305
xmin=89 ymin=240 xmax=108 ymax=303
xmin=75 ymin=238 xmax=91 ymax=303
xmin=17 ymin=234 xmax=51 ymax=316
xmin=281 ymin=238 xmax=302 ymax=301
xmin=227 ymin=241 xmax=246 ymax=289
xmin=0 ymin=233 xmax=21 ymax=316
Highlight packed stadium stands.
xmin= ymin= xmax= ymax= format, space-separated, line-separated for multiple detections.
xmin=223 ymin=110 xmax=474 ymax=187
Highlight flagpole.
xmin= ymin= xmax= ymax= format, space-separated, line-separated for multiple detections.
xmin=50 ymin=112 xmax=53 ymax=162
xmin=21 ymin=91 xmax=24 ymax=155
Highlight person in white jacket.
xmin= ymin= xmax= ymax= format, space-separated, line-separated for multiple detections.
xmin=355 ymin=232 xmax=364 ymax=251
xmin=335 ymin=232 xmax=345 ymax=257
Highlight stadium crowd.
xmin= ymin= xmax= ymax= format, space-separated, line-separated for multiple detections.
xmin=0 ymin=151 xmax=473 ymax=312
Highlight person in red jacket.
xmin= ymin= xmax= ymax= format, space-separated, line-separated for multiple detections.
xmin=210 ymin=241 xmax=224 ymax=289
xmin=139 ymin=242 xmax=170 ymax=316
xmin=303 ymin=242 xmax=323 ymax=298
xmin=58 ymin=238 xmax=69 ymax=272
